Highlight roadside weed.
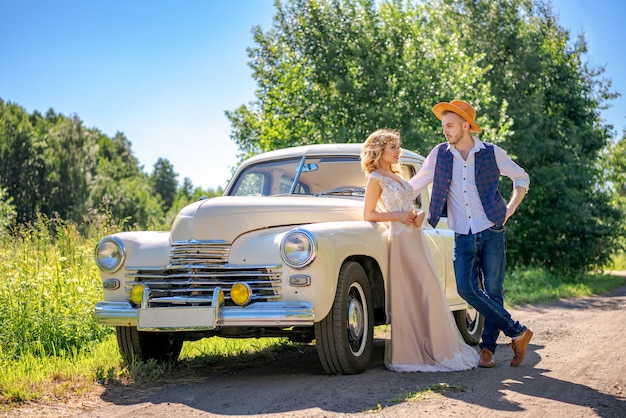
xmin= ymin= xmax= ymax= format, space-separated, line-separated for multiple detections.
xmin=388 ymin=383 xmax=469 ymax=403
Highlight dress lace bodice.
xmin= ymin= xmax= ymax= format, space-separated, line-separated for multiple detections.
xmin=370 ymin=171 xmax=414 ymax=213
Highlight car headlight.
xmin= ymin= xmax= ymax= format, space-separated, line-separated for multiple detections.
xmin=95 ymin=236 xmax=125 ymax=273
xmin=280 ymin=229 xmax=316 ymax=269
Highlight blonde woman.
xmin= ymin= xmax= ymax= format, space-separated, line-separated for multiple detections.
xmin=361 ymin=128 xmax=479 ymax=372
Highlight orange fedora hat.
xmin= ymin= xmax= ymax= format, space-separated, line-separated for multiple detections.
xmin=432 ymin=100 xmax=482 ymax=133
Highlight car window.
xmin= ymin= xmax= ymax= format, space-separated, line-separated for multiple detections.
xmin=400 ymin=163 xmax=423 ymax=209
xmin=230 ymin=158 xmax=301 ymax=196
xmin=229 ymin=155 xmax=427 ymax=204
xmin=229 ymin=156 xmax=364 ymax=196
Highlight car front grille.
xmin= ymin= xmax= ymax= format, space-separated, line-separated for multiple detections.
xmin=125 ymin=240 xmax=282 ymax=307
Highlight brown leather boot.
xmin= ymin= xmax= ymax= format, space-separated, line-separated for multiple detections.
xmin=510 ymin=329 xmax=533 ymax=366
xmin=478 ymin=348 xmax=495 ymax=368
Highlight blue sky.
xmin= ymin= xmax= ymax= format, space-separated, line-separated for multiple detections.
xmin=1 ymin=1 xmax=624 ymax=191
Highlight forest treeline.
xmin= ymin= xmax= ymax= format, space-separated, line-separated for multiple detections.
xmin=0 ymin=100 xmax=223 ymax=230
xmin=1 ymin=0 xmax=626 ymax=275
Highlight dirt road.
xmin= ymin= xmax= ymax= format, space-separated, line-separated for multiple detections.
xmin=12 ymin=276 xmax=626 ymax=418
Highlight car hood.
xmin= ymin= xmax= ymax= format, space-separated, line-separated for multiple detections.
xmin=170 ymin=196 xmax=364 ymax=242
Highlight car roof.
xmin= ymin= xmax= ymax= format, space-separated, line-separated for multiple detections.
xmin=242 ymin=143 xmax=424 ymax=164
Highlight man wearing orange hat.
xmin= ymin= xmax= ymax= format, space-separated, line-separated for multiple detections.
xmin=410 ymin=100 xmax=533 ymax=368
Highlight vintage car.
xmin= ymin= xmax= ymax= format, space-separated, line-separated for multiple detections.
xmin=93 ymin=143 xmax=483 ymax=375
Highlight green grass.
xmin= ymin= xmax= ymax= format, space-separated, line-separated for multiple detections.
xmin=0 ymin=335 xmax=121 ymax=403
xmin=504 ymin=267 xmax=625 ymax=306
xmin=606 ymin=250 xmax=626 ymax=270
xmin=1 ymin=215 xmax=625 ymax=409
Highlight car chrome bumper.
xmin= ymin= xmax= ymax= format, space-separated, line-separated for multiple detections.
xmin=94 ymin=301 xmax=315 ymax=331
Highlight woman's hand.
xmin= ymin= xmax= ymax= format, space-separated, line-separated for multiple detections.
xmin=413 ymin=210 xmax=425 ymax=227
xmin=397 ymin=211 xmax=415 ymax=225
xmin=397 ymin=210 xmax=425 ymax=226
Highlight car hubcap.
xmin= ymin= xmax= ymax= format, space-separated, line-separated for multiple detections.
xmin=347 ymin=284 xmax=366 ymax=354
xmin=467 ymin=307 xmax=479 ymax=333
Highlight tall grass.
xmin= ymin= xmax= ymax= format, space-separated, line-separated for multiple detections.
xmin=0 ymin=217 xmax=112 ymax=360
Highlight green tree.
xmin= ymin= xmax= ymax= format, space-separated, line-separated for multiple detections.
xmin=226 ymin=0 xmax=497 ymax=160
xmin=91 ymin=131 xmax=164 ymax=228
xmin=437 ymin=0 xmax=624 ymax=273
xmin=178 ymin=177 xmax=194 ymax=201
xmin=603 ymin=135 xmax=626 ymax=254
xmin=150 ymin=157 xmax=178 ymax=213
xmin=165 ymin=182 xmax=224 ymax=225
xmin=0 ymin=99 xmax=182 ymax=229
xmin=38 ymin=112 xmax=98 ymax=223
xmin=606 ymin=136 xmax=626 ymax=200
xmin=0 ymin=100 xmax=46 ymax=224
xmin=0 ymin=185 xmax=16 ymax=236
xmin=227 ymin=0 xmax=625 ymax=274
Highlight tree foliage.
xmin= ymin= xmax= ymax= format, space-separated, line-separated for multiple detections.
xmin=226 ymin=0 xmax=502 ymax=159
xmin=0 ymin=100 xmax=46 ymax=223
xmin=441 ymin=0 xmax=624 ymax=273
xmin=605 ymin=135 xmax=626 ymax=200
xmin=0 ymin=99 xmax=219 ymax=230
xmin=150 ymin=157 xmax=179 ymax=213
xmin=227 ymin=0 xmax=626 ymax=274
xmin=0 ymin=185 xmax=16 ymax=236
xmin=603 ymin=134 xmax=626 ymax=253
xmin=39 ymin=113 xmax=98 ymax=222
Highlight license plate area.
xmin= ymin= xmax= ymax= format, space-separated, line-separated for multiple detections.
xmin=137 ymin=306 xmax=216 ymax=331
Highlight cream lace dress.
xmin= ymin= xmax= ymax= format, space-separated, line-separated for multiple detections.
xmin=370 ymin=172 xmax=479 ymax=372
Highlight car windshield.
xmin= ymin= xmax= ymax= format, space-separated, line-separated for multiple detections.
xmin=228 ymin=156 xmax=366 ymax=197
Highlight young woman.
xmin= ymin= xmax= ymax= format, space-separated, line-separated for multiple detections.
xmin=361 ymin=128 xmax=479 ymax=372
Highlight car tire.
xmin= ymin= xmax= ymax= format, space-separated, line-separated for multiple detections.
xmin=314 ymin=261 xmax=374 ymax=375
xmin=116 ymin=326 xmax=183 ymax=363
xmin=453 ymin=307 xmax=484 ymax=346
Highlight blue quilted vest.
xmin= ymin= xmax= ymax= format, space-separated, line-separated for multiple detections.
xmin=427 ymin=142 xmax=506 ymax=228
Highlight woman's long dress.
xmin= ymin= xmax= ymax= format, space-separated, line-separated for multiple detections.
xmin=370 ymin=172 xmax=479 ymax=372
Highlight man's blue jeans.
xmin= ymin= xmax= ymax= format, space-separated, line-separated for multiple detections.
xmin=453 ymin=225 xmax=525 ymax=353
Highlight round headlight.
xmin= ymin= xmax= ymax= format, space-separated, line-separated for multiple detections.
xmin=280 ymin=229 xmax=316 ymax=269
xmin=95 ymin=236 xmax=125 ymax=273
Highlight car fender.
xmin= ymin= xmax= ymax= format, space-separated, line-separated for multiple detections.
xmin=99 ymin=231 xmax=170 ymax=302
xmin=229 ymin=221 xmax=389 ymax=323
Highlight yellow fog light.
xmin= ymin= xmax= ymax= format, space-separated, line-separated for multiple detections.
xmin=130 ymin=284 xmax=147 ymax=305
xmin=218 ymin=288 xmax=225 ymax=306
xmin=230 ymin=282 xmax=252 ymax=306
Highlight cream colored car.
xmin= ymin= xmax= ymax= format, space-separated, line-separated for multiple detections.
xmin=94 ymin=143 xmax=483 ymax=375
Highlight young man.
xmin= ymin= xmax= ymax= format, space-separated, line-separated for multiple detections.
xmin=410 ymin=100 xmax=533 ymax=367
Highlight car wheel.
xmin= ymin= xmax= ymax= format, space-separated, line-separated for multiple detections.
xmin=116 ymin=326 xmax=183 ymax=363
xmin=314 ymin=261 xmax=374 ymax=375
xmin=453 ymin=307 xmax=484 ymax=346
